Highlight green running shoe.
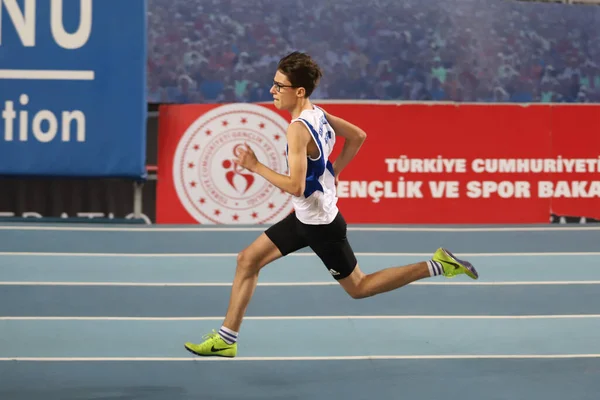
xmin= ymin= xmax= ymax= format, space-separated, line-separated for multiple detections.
xmin=433 ymin=248 xmax=479 ymax=280
xmin=184 ymin=330 xmax=237 ymax=358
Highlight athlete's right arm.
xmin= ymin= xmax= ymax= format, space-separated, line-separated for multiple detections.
xmin=322 ymin=109 xmax=367 ymax=178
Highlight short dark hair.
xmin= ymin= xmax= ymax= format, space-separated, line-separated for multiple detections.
xmin=277 ymin=51 xmax=323 ymax=97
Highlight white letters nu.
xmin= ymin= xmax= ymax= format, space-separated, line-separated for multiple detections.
xmin=51 ymin=0 xmax=92 ymax=49
xmin=0 ymin=0 xmax=92 ymax=48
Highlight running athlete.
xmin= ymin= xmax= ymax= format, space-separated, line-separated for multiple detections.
xmin=184 ymin=52 xmax=478 ymax=358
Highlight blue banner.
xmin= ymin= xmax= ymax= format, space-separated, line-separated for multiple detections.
xmin=0 ymin=0 xmax=146 ymax=179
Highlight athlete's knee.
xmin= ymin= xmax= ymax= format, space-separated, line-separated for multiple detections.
xmin=347 ymin=288 xmax=365 ymax=299
xmin=236 ymin=250 xmax=257 ymax=273
xmin=340 ymin=269 xmax=373 ymax=299
xmin=236 ymin=249 xmax=265 ymax=275
xmin=346 ymin=282 xmax=373 ymax=300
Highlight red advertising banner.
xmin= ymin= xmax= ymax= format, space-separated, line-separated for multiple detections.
xmin=157 ymin=102 xmax=600 ymax=224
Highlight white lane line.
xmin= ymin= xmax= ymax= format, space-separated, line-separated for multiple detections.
xmin=0 ymin=280 xmax=599 ymax=287
xmin=0 ymin=252 xmax=598 ymax=257
xmin=1 ymin=354 xmax=599 ymax=361
xmin=2 ymin=315 xmax=600 ymax=321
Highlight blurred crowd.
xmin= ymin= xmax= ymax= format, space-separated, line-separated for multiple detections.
xmin=146 ymin=0 xmax=600 ymax=104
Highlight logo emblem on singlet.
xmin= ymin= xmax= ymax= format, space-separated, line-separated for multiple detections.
xmin=172 ymin=103 xmax=294 ymax=224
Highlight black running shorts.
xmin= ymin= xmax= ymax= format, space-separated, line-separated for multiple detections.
xmin=265 ymin=211 xmax=357 ymax=280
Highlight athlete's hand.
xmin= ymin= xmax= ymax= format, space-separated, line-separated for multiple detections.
xmin=233 ymin=143 xmax=259 ymax=172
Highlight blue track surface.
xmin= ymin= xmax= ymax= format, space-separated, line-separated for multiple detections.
xmin=1 ymin=224 xmax=599 ymax=399
xmin=2 ymin=285 xmax=599 ymax=316
xmin=2 ymin=359 xmax=598 ymax=400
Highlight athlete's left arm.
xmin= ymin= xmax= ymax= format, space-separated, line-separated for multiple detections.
xmin=234 ymin=122 xmax=309 ymax=197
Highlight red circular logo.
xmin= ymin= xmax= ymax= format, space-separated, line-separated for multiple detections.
xmin=173 ymin=104 xmax=294 ymax=224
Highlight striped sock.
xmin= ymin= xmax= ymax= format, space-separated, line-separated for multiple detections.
xmin=218 ymin=326 xmax=238 ymax=345
xmin=427 ymin=260 xmax=444 ymax=277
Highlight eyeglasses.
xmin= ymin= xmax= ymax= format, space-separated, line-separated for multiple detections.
xmin=272 ymin=81 xmax=297 ymax=93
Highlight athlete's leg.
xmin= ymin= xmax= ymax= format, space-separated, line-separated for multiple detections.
xmin=337 ymin=246 xmax=478 ymax=299
xmin=184 ymin=234 xmax=282 ymax=357
xmin=306 ymin=213 xmax=477 ymax=300
xmin=184 ymin=212 xmax=309 ymax=357
xmin=222 ymin=212 xmax=307 ymax=332
xmin=337 ymin=261 xmax=429 ymax=299
xmin=221 ymin=232 xmax=283 ymax=332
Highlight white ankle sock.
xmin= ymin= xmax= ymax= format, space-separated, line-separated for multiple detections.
xmin=218 ymin=326 xmax=238 ymax=344
xmin=427 ymin=260 xmax=444 ymax=276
